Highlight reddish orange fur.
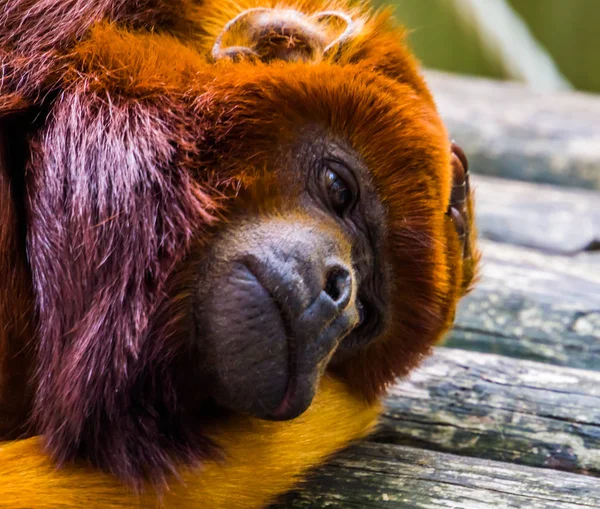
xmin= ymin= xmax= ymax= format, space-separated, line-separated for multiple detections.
xmin=0 ymin=0 xmax=478 ymax=506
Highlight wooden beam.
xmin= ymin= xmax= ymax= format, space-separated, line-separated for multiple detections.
xmin=275 ymin=442 xmax=600 ymax=508
xmin=378 ymin=348 xmax=600 ymax=475
xmin=274 ymin=349 xmax=600 ymax=508
xmin=474 ymin=175 xmax=600 ymax=254
xmin=447 ymin=239 xmax=600 ymax=370
xmin=426 ymin=71 xmax=600 ymax=190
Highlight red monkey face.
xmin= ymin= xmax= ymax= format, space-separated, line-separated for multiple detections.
xmin=185 ymin=70 xmax=477 ymax=420
xmin=195 ymin=130 xmax=387 ymax=420
xmin=182 ymin=6 xmax=478 ymax=420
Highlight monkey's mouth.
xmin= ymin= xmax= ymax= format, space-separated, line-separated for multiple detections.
xmin=263 ymin=296 xmax=359 ymax=421
xmin=269 ymin=369 xmax=300 ymax=420
xmin=202 ymin=260 xmax=358 ymax=421
xmin=241 ymin=263 xmax=306 ymax=421
xmin=242 ymin=262 xmax=355 ymax=421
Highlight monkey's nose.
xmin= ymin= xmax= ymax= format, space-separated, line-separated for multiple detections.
xmin=295 ymin=260 xmax=357 ymax=344
xmin=323 ymin=265 xmax=352 ymax=310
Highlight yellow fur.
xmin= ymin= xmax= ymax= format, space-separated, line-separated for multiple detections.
xmin=0 ymin=376 xmax=380 ymax=508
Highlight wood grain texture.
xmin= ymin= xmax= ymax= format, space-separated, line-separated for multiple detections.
xmin=473 ymin=175 xmax=600 ymax=254
xmin=426 ymin=71 xmax=600 ymax=190
xmin=274 ymin=349 xmax=600 ymax=508
xmin=273 ymin=442 xmax=600 ymax=508
xmin=378 ymin=348 xmax=600 ymax=476
xmin=446 ymin=239 xmax=600 ymax=370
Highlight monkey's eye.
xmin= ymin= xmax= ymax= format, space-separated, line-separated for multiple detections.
xmin=325 ymin=168 xmax=354 ymax=215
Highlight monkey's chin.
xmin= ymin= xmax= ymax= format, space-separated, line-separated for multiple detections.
xmin=262 ymin=372 xmax=316 ymax=421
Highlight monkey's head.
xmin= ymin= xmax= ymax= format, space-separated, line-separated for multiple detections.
xmin=181 ymin=4 xmax=479 ymax=422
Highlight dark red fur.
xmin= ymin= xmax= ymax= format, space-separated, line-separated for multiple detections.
xmin=0 ymin=1 xmax=238 ymax=478
xmin=0 ymin=117 xmax=35 ymax=439
xmin=0 ymin=0 xmax=196 ymax=111
xmin=25 ymin=88 xmax=220 ymax=483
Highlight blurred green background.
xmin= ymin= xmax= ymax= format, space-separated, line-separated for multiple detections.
xmin=379 ymin=0 xmax=600 ymax=93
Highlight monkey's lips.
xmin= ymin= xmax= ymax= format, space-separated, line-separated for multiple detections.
xmin=234 ymin=263 xmax=319 ymax=422
xmin=202 ymin=262 xmax=356 ymax=422
xmin=267 ymin=370 xmax=305 ymax=421
xmin=246 ymin=263 xmax=358 ymax=421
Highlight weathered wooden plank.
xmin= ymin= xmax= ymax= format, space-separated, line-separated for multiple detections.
xmin=425 ymin=71 xmax=600 ymax=190
xmin=376 ymin=348 xmax=600 ymax=476
xmin=274 ymin=442 xmax=600 ymax=508
xmin=446 ymin=239 xmax=600 ymax=370
xmin=580 ymin=252 xmax=600 ymax=267
xmin=473 ymin=175 xmax=600 ymax=254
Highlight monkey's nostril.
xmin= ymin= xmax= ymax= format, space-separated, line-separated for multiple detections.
xmin=324 ymin=266 xmax=352 ymax=309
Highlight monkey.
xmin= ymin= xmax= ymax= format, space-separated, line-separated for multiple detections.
xmin=0 ymin=0 xmax=478 ymax=507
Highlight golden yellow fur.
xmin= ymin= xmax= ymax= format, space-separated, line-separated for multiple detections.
xmin=0 ymin=377 xmax=380 ymax=508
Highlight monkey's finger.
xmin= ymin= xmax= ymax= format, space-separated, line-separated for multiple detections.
xmin=450 ymin=152 xmax=467 ymax=208
xmin=447 ymin=142 xmax=472 ymax=259
xmin=451 ymin=142 xmax=469 ymax=174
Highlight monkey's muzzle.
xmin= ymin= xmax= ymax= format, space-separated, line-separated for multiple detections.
xmin=199 ymin=219 xmax=360 ymax=421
